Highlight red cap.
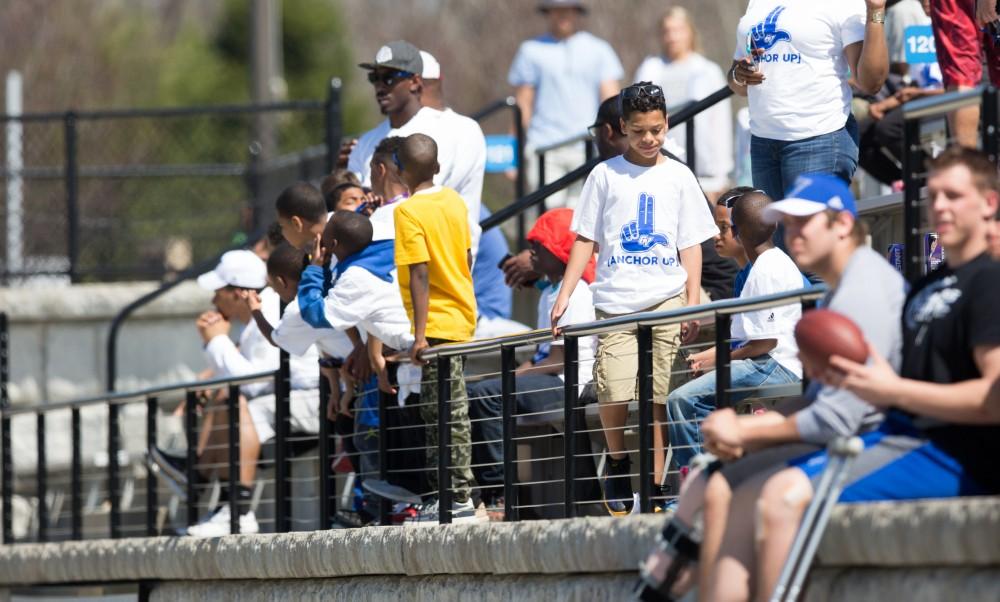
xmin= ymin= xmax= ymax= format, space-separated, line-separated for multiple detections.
xmin=526 ymin=208 xmax=596 ymax=284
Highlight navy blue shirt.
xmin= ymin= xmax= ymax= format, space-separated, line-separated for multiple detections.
xmin=473 ymin=207 xmax=513 ymax=320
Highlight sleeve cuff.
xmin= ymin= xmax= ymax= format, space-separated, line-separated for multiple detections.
xmin=792 ymin=410 xmax=827 ymax=445
xmin=204 ymin=335 xmax=237 ymax=370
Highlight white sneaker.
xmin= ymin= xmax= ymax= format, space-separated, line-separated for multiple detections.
xmin=186 ymin=505 xmax=259 ymax=537
xmin=403 ymin=498 xmax=488 ymax=526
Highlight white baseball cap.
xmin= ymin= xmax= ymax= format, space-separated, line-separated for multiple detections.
xmin=197 ymin=250 xmax=268 ymax=291
xmin=420 ymin=51 xmax=441 ymax=80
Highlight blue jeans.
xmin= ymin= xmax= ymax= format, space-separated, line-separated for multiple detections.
xmin=752 ymin=116 xmax=859 ymax=256
xmin=666 ymin=356 xmax=800 ymax=470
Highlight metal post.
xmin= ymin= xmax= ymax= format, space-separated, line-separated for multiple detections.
xmin=511 ymin=99 xmax=527 ymax=246
xmin=0 ymin=312 xmax=11 ymax=543
xmin=377 ymin=388 xmax=391 ymax=525
xmin=184 ymin=390 xmax=198 ymax=527
xmin=71 ymin=407 xmax=82 ymax=540
xmin=800 ymin=299 xmax=817 ymax=393
xmin=36 ymin=412 xmax=47 ymax=542
xmin=436 ymin=356 xmax=452 ymax=525
xmin=144 ymin=397 xmax=157 ymax=537
xmin=108 ymin=402 xmax=121 ymax=539
xmin=562 ymin=335 xmax=579 ymax=518
xmin=981 ymin=87 xmax=999 ymax=164
xmin=685 ymin=116 xmax=697 ymax=174
xmin=274 ymin=352 xmax=291 ymax=533
xmin=0 ymin=412 xmax=8 ymax=544
xmin=324 ymin=77 xmax=343 ymax=174
xmin=318 ymin=371 xmax=334 ymax=529
xmin=537 ymin=152 xmax=547 ymax=214
xmin=226 ymin=384 xmax=240 ymax=535
xmin=901 ymin=117 xmax=924 ymax=283
xmin=64 ymin=112 xmax=79 ymax=283
xmin=500 ymin=347 xmax=517 ymax=522
xmin=715 ymin=314 xmax=733 ymax=408
xmin=636 ymin=326 xmax=654 ymax=514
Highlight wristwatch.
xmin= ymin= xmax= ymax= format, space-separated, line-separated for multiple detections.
xmin=870 ymin=9 xmax=885 ymax=24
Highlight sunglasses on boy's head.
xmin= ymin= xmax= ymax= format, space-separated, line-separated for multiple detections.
xmin=719 ymin=188 xmax=766 ymax=209
xmin=392 ymin=150 xmax=405 ymax=172
xmin=620 ymin=83 xmax=664 ymax=103
xmin=367 ymin=69 xmax=414 ymax=87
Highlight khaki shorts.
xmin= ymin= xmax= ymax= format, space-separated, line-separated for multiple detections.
xmin=594 ymin=294 xmax=687 ymax=405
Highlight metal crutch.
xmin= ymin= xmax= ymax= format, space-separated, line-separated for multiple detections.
xmin=770 ymin=436 xmax=864 ymax=602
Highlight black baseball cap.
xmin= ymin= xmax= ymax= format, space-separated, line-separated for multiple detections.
xmin=538 ymin=0 xmax=587 ymax=14
xmin=358 ymin=41 xmax=424 ymax=74
xmin=590 ymin=96 xmax=622 ymax=130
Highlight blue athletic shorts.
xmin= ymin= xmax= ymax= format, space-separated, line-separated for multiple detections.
xmin=788 ymin=414 xmax=986 ymax=502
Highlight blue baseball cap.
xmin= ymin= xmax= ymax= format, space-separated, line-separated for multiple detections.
xmin=762 ymin=173 xmax=858 ymax=223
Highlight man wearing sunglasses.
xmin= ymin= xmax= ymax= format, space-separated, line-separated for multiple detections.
xmin=346 ymin=40 xmax=483 ymax=261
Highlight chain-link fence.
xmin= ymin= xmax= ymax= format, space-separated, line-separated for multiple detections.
xmin=0 ymin=84 xmax=342 ymax=284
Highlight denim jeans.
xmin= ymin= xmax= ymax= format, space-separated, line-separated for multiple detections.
xmin=467 ymin=374 xmax=601 ymax=505
xmin=751 ymin=115 xmax=859 ymax=256
xmin=665 ymin=355 xmax=800 ymax=470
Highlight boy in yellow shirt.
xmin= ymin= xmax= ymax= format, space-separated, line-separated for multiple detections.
xmin=393 ymin=133 xmax=480 ymax=524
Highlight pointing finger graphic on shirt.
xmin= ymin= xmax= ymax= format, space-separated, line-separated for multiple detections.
xmin=620 ymin=192 xmax=669 ymax=253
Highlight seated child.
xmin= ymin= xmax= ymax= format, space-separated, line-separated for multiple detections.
xmin=467 ymin=208 xmax=598 ymax=508
xmin=666 ymin=191 xmax=804 ymax=471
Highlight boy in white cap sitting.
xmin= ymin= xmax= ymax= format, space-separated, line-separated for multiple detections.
xmin=149 ymin=249 xmax=320 ymax=537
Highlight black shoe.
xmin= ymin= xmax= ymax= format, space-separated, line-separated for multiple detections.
xmin=601 ymin=455 xmax=634 ymax=516
xmin=148 ymin=446 xmax=193 ymax=500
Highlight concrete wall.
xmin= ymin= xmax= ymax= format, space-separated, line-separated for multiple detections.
xmin=0 ymin=499 xmax=997 ymax=600
xmin=1 ymin=280 xmax=220 ymax=405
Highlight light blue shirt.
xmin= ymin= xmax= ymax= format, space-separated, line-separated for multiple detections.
xmin=508 ymin=31 xmax=624 ymax=149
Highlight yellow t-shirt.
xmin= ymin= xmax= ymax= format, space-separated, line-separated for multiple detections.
xmin=394 ymin=186 xmax=477 ymax=342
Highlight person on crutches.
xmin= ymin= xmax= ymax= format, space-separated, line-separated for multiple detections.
xmin=633 ymin=175 xmax=905 ymax=601
xmin=697 ymin=147 xmax=1000 ymax=601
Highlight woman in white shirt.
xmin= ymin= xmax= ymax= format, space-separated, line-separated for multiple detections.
xmin=728 ymin=0 xmax=888 ymax=204
xmin=635 ymin=7 xmax=733 ymax=200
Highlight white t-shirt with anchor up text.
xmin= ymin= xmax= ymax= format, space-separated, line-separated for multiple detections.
xmin=734 ymin=0 xmax=866 ymax=141
xmin=571 ymin=155 xmax=718 ymax=315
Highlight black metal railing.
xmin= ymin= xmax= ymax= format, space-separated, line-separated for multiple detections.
xmin=419 ymin=286 xmax=820 ymax=520
xmin=900 ymin=85 xmax=997 ymax=283
xmin=2 ymin=286 xmax=822 ymax=541
xmin=0 ymin=79 xmax=342 ymax=284
xmin=470 ymin=96 xmax=527 ymax=242
xmin=2 ymin=82 xmax=746 ymax=541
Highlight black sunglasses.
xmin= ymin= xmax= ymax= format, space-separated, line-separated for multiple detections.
xmin=719 ymin=188 xmax=766 ymax=209
xmin=620 ymin=83 xmax=664 ymax=102
xmin=367 ymin=70 xmax=414 ymax=87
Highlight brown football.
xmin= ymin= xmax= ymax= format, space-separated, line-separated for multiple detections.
xmin=794 ymin=309 xmax=868 ymax=373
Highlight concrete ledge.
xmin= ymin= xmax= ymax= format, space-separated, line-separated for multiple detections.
xmin=1 ymin=498 xmax=998 ymax=592
xmin=806 ymin=568 xmax=1000 ymax=602
xmin=0 ymin=516 xmax=662 ymax=586
xmin=149 ymin=574 xmax=637 ymax=602
xmin=818 ymin=496 xmax=1000 ymax=566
